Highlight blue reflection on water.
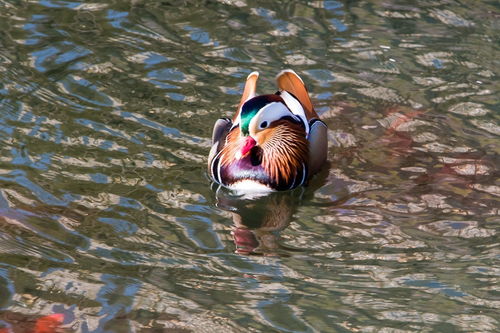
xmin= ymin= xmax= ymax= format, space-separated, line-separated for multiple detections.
xmin=30 ymin=43 xmax=92 ymax=73
xmin=404 ymin=278 xmax=468 ymax=298
xmin=39 ymin=0 xmax=80 ymax=9
xmin=324 ymin=1 xmax=344 ymax=11
xmin=330 ymin=18 xmax=348 ymax=32
xmin=177 ymin=215 xmax=225 ymax=250
xmin=89 ymin=173 xmax=108 ymax=184
xmin=0 ymin=267 xmax=14 ymax=309
xmin=58 ymin=75 xmax=115 ymax=107
xmin=98 ymin=217 xmax=138 ymax=234
xmin=0 ymin=170 xmax=66 ymax=206
xmin=94 ymin=274 xmax=141 ymax=330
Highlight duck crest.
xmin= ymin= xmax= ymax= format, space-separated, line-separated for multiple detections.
xmin=208 ymin=69 xmax=328 ymax=193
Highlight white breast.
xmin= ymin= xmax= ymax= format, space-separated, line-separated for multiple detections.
xmin=228 ymin=180 xmax=275 ymax=198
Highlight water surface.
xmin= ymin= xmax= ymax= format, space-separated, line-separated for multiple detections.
xmin=0 ymin=0 xmax=499 ymax=332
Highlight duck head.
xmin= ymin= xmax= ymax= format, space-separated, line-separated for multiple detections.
xmin=235 ymin=94 xmax=306 ymax=163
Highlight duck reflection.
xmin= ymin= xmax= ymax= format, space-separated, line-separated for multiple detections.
xmin=213 ymin=186 xmax=304 ymax=256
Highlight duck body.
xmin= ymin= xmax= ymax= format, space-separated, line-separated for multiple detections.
xmin=208 ymin=70 xmax=327 ymax=193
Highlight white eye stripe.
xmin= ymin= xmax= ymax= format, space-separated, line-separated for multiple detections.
xmin=250 ymin=102 xmax=293 ymax=132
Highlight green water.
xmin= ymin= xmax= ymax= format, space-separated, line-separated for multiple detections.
xmin=0 ymin=0 xmax=498 ymax=332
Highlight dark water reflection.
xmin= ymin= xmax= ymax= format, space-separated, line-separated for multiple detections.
xmin=0 ymin=0 xmax=499 ymax=332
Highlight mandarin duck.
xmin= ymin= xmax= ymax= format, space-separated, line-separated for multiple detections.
xmin=208 ymin=70 xmax=328 ymax=192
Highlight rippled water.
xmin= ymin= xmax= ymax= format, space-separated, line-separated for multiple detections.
xmin=0 ymin=0 xmax=499 ymax=332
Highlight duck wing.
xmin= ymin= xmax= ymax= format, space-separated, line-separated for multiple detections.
xmin=275 ymin=69 xmax=318 ymax=120
xmin=277 ymin=69 xmax=327 ymax=175
xmin=208 ymin=117 xmax=232 ymax=174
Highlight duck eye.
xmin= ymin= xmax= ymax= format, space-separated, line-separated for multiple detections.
xmin=260 ymin=121 xmax=268 ymax=129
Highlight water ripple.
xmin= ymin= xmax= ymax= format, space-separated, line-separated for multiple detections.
xmin=0 ymin=0 xmax=498 ymax=332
